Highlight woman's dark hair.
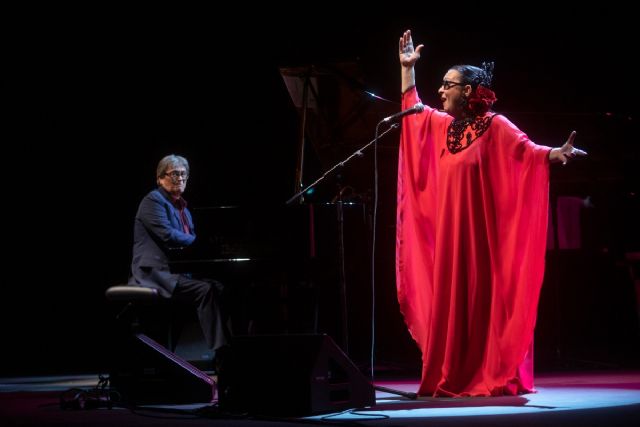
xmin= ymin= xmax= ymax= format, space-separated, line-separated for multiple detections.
xmin=450 ymin=62 xmax=497 ymax=115
xmin=451 ymin=62 xmax=494 ymax=89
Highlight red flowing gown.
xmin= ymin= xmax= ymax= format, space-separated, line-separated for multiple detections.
xmin=396 ymin=87 xmax=552 ymax=397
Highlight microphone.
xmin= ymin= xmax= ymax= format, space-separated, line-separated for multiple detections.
xmin=382 ymin=102 xmax=425 ymax=122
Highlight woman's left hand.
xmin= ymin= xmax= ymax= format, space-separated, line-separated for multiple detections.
xmin=549 ymin=131 xmax=588 ymax=165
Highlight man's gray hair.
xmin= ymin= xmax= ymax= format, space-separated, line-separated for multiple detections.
xmin=156 ymin=154 xmax=189 ymax=179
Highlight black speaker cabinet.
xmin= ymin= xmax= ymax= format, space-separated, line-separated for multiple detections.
xmin=218 ymin=334 xmax=375 ymax=416
xmin=109 ymin=333 xmax=215 ymax=405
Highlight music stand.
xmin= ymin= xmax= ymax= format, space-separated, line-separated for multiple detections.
xmin=280 ymin=63 xmax=416 ymax=401
xmin=280 ymin=62 xmax=399 ymax=355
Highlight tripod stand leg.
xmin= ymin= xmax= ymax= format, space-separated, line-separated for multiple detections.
xmin=373 ymin=384 xmax=417 ymax=400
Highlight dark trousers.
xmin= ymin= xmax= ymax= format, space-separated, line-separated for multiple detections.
xmin=173 ymin=276 xmax=230 ymax=351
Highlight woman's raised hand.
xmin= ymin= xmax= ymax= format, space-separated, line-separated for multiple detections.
xmin=399 ymin=29 xmax=424 ymax=68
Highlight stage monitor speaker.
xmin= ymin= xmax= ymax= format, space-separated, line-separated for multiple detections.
xmin=109 ymin=333 xmax=215 ymax=405
xmin=218 ymin=334 xmax=375 ymax=416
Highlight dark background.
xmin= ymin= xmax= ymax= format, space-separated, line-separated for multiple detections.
xmin=3 ymin=9 xmax=639 ymax=376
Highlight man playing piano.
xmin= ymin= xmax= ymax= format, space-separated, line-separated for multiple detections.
xmin=128 ymin=154 xmax=230 ymax=357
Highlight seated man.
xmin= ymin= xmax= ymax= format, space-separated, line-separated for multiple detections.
xmin=128 ymin=154 xmax=230 ymax=356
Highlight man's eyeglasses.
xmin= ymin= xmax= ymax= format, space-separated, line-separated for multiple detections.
xmin=164 ymin=170 xmax=189 ymax=180
xmin=441 ymin=80 xmax=466 ymax=90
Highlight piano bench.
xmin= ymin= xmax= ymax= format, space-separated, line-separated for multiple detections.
xmin=105 ymin=285 xmax=178 ymax=350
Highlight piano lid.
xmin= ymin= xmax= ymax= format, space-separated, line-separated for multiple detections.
xmin=280 ymin=61 xmax=398 ymax=165
xmin=280 ymin=61 xmax=399 ymax=202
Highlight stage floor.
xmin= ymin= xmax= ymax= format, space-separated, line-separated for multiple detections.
xmin=2 ymin=370 xmax=640 ymax=426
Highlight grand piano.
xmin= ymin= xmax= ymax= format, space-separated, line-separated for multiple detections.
xmin=168 ymin=60 xmax=402 ymax=366
xmin=168 ymin=202 xmax=376 ymax=365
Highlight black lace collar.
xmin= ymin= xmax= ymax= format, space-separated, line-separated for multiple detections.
xmin=447 ymin=113 xmax=496 ymax=154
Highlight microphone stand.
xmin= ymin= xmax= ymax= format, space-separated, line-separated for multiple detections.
xmin=285 ymin=121 xmax=398 ymax=357
xmin=374 ymin=384 xmax=418 ymax=400
xmin=285 ymin=123 xmax=400 ymax=205
xmin=285 ymin=121 xmax=417 ymax=401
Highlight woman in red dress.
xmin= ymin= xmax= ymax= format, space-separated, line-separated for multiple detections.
xmin=395 ymin=29 xmax=586 ymax=397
